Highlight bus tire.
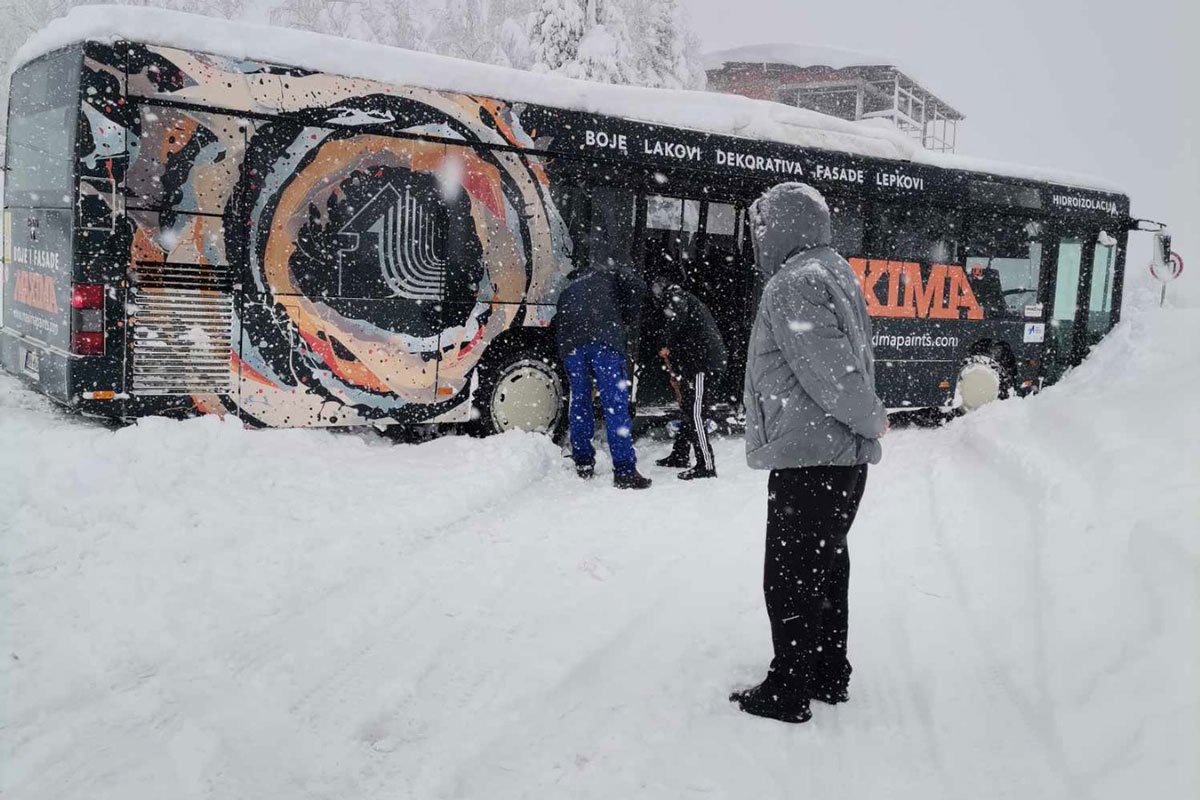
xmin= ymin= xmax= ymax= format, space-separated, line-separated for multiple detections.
xmin=470 ymin=349 xmax=566 ymax=438
xmin=956 ymin=348 xmax=1013 ymax=412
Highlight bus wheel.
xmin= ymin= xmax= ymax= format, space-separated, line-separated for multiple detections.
xmin=474 ymin=351 xmax=565 ymax=437
xmin=956 ymin=351 xmax=1011 ymax=412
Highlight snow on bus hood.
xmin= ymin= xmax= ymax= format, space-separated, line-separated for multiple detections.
xmin=11 ymin=5 xmax=1121 ymax=194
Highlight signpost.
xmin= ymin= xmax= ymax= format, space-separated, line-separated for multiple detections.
xmin=1148 ymin=232 xmax=1184 ymax=306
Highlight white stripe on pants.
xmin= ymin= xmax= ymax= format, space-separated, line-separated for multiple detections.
xmin=693 ymin=371 xmax=713 ymax=471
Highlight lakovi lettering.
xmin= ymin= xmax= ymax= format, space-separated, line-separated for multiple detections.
xmin=13 ymin=270 xmax=60 ymax=313
xmin=848 ymin=258 xmax=983 ymax=320
xmin=643 ymin=138 xmax=702 ymax=161
xmin=715 ymin=149 xmax=804 ymax=176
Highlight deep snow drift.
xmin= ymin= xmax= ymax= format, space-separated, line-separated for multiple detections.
xmin=1 ymin=294 xmax=1198 ymax=799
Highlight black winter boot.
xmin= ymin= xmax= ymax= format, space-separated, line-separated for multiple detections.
xmin=678 ymin=466 xmax=717 ymax=481
xmin=576 ymin=464 xmax=595 ymax=480
xmin=613 ymin=469 xmax=652 ymax=490
xmin=730 ymin=679 xmax=812 ymax=723
xmin=655 ymin=444 xmax=691 ymax=468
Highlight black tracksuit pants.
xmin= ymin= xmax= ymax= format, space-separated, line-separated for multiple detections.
xmin=673 ymin=371 xmax=717 ymax=471
xmin=763 ymin=464 xmax=869 ymax=694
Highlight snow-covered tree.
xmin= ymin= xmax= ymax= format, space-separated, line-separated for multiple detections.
xmin=527 ymin=0 xmax=639 ymax=85
xmin=362 ymin=0 xmax=426 ymax=51
xmin=636 ymin=0 xmax=705 ymax=90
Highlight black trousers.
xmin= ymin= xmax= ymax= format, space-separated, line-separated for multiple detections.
xmin=672 ymin=371 xmax=717 ymax=470
xmin=763 ymin=464 xmax=868 ymax=693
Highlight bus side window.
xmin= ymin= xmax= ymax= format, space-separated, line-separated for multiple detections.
xmin=643 ymin=194 xmax=700 ymax=284
xmin=588 ymin=185 xmax=638 ymax=271
xmin=870 ymin=204 xmax=961 ymax=264
xmin=829 ymin=199 xmax=865 ymax=256
xmin=964 ymin=214 xmax=1043 ymax=319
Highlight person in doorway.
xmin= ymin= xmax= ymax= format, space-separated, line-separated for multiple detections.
xmin=555 ymin=262 xmax=652 ymax=490
xmin=652 ymin=281 xmax=728 ymax=479
xmin=731 ymin=182 xmax=887 ymax=724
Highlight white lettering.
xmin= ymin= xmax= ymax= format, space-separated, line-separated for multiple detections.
xmin=584 ymin=129 xmax=628 ymax=154
xmin=874 ymin=171 xmax=925 ymax=191
xmin=1051 ymin=194 xmax=1119 ymax=214
xmin=813 ymin=164 xmax=865 ymax=184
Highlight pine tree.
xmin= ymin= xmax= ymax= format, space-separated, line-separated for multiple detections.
xmin=637 ymin=0 xmax=704 ymax=90
xmin=526 ymin=0 xmax=586 ymax=74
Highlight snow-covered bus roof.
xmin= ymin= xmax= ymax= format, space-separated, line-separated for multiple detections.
xmin=11 ymin=5 xmax=1122 ymax=195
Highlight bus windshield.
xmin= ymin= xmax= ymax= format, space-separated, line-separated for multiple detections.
xmin=4 ymin=46 xmax=81 ymax=208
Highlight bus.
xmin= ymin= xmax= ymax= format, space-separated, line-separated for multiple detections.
xmin=1 ymin=8 xmax=1154 ymax=433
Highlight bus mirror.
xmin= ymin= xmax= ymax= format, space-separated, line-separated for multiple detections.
xmin=1154 ymin=233 xmax=1172 ymax=266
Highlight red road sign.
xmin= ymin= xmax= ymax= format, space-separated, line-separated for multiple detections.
xmin=1150 ymin=252 xmax=1184 ymax=282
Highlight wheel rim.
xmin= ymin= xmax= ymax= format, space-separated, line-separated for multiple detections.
xmin=490 ymin=360 xmax=562 ymax=433
xmin=958 ymin=358 xmax=1002 ymax=411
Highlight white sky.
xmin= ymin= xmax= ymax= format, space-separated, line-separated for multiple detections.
xmin=688 ymin=0 xmax=1199 ymax=270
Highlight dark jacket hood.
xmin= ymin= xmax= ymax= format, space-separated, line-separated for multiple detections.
xmin=749 ymin=182 xmax=833 ymax=279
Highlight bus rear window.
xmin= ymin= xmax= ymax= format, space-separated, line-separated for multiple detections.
xmin=4 ymin=47 xmax=82 ymax=208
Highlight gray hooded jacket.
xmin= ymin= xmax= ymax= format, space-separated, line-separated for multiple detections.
xmin=744 ymin=183 xmax=886 ymax=469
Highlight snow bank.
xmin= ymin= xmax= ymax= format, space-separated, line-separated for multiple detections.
xmin=9 ymin=6 xmax=1120 ymax=192
xmin=2 ymin=284 xmax=1196 ymax=798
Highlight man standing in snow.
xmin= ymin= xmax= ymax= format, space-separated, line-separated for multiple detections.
xmin=731 ymin=182 xmax=887 ymax=723
xmin=556 ymin=262 xmax=652 ymax=490
xmin=652 ymin=280 xmax=727 ymax=480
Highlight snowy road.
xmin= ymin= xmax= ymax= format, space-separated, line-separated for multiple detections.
xmin=2 ymin=304 xmax=1198 ymax=800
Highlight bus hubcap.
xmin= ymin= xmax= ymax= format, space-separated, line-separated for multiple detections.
xmin=490 ymin=360 xmax=561 ymax=433
xmin=958 ymin=358 xmax=1002 ymax=412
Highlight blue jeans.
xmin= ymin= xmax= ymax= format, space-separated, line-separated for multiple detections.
xmin=564 ymin=342 xmax=637 ymax=474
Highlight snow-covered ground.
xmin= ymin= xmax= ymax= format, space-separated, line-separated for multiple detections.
xmin=2 ymin=286 xmax=1198 ymax=799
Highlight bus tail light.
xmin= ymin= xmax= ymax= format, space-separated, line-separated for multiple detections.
xmin=71 ymin=283 xmax=105 ymax=356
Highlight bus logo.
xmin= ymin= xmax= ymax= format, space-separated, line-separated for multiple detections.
xmin=337 ymin=182 xmax=447 ymax=302
xmin=12 ymin=269 xmax=59 ymax=314
xmin=848 ymin=258 xmax=984 ymax=320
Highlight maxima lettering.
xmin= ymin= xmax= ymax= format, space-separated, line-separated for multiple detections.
xmin=1051 ymin=194 xmax=1119 ymax=214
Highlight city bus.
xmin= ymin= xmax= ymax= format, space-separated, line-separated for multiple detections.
xmin=1 ymin=7 xmax=1154 ymax=433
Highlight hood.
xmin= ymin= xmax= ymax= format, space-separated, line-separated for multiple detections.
xmin=749 ymin=182 xmax=833 ymax=278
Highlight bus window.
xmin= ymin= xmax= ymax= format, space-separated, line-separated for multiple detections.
xmin=870 ymin=204 xmax=960 ymax=264
xmin=1051 ymin=238 xmax=1083 ymax=356
xmin=1086 ymin=236 xmax=1117 ymax=334
xmin=643 ymin=194 xmax=699 ymax=284
xmin=829 ymin=199 xmax=865 ymax=255
xmin=964 ymin=216 xmax=1043 ymax=318
xmin=550 ymin=183 xmax=637 ymax=272
xmin=588 ymin=185 xmax=637 ymax=270
xmin=4 ymin=46 xmax=82 ymax=207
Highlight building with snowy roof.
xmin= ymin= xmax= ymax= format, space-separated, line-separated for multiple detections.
xmin=704 ymin=44 xmax=964 ymax=153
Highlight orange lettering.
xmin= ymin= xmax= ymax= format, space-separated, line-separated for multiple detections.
xmin=906 ymin=263 xmax=948 ymax=318
xmin=944 ymin=265 xmax=984 ymax=320
xmin=13 ymin=270 xmax=59 ymax=314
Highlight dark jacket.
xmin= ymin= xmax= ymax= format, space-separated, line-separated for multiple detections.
xmin=555 ymin=266 xmax=646 ymax=358
xmin=744 ymin=182 xmax=886 ymax=469
xmin=659 ymin=285 xmax=727 ymax=377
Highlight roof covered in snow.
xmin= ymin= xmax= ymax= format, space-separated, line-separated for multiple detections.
xmin=702 ymin=43 xmax=893 ymax=72
xmin=11 ymin=6 xmax=1122 ymax=194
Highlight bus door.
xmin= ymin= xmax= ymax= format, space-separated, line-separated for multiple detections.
xmin=635 ymin=183 xmax=756 ymax=411
xmin=1042 ymin=225 xmax=1119 ymax=380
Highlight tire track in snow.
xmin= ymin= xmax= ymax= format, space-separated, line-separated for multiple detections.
xmin=927 ymin=417 xmax=1095 ymax=800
